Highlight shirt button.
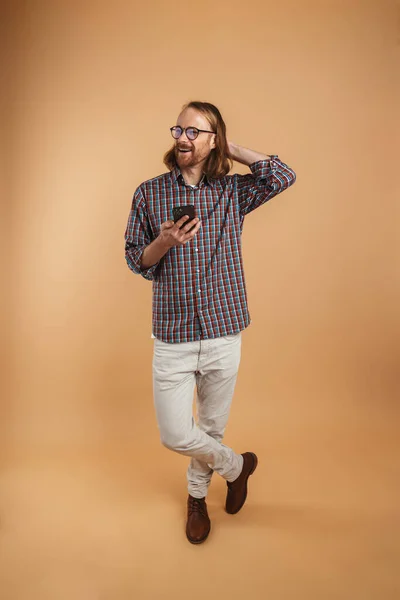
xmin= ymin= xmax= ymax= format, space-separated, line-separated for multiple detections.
xmin=198 ymin=289 xmax=201 ymax=293
xmin=195 ymin=248 xmax=198 ymax=252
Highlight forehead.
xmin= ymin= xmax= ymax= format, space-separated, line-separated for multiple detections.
xmin=176 ymin=107 xmax=210 ymax=129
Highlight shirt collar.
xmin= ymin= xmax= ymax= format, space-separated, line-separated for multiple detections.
xmin=170 ymin=166 xmax=215 ymax=187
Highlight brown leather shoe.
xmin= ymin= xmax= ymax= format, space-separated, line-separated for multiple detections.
xmin=186 ymin=495 xmax=211 ymax=544
xmin=225 ymin=452 xmax=258 ymax=514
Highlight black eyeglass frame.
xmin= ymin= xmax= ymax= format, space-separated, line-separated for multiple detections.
xmin=170 ymin=126 xmax=216 ymax=140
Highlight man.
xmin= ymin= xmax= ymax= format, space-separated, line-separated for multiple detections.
xmin=125 ymin=101 xmax=296 ymax=544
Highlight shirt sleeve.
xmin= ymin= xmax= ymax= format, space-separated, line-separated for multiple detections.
xmin=234 ymin=156 xmax=296 ymax=217
xmin=124 ymin=186 xmax=160 ymax=281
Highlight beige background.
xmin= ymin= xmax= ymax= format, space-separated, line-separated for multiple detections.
xmin=1 ymin=0 xmax=400 ymax=598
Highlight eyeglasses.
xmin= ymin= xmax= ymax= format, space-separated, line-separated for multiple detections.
xmin=170 ymin=126 xmax=216 ymax=141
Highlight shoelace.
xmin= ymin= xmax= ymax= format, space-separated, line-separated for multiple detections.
xmin=188 ymin=497 xmax=207 ymax=517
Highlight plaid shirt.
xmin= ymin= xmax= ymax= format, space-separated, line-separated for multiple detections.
xmin=125 ymin=157 xmax=296 ymax=343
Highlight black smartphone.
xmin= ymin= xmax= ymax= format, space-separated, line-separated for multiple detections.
xmin=172 ymin=205 xmax=196 ymax=231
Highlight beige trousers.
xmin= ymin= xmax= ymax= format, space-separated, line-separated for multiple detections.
xmin=152 ymin=333 xmax=244 ymax=499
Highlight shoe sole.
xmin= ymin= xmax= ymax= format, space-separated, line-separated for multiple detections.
xmin=226 ymin=452 xmax=258 ymax=515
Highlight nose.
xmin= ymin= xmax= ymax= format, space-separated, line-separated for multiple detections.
xmin=179 ymin=128 xmax=190 ymax=142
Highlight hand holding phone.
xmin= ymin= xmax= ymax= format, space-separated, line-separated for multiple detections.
xmin=158 ymin=207 xmax=201 ymax=249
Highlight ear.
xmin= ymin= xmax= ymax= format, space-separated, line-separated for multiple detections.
xmin=210 ymin=135 xmax=216 ymax=150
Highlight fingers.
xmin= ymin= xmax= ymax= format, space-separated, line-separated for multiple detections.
xmin=161 ymin=216 xmax=201 ymax=246
xmin=162 ymin=216 xmax=190 ymax=231
xmin=177 ymin=215 xmax=192 ymax=229
xmin=161 ymin=220 xmax=174 ymax=231
xmin=180 ymin=219 xmax=201 ymax=243
xmin=175 ymin=215 xmax=199 ymax=232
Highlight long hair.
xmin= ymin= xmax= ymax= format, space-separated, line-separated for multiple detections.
xmin=163 ymin=101 xmax=232 ymax=179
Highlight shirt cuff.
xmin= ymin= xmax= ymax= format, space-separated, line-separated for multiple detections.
xmin=249 ymin=156 xmax=279 ymax=178
xmin=139 ymin=262 xmax=159 ymax=280
xmin=126 ymin=245 xmax=160 ymax=281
